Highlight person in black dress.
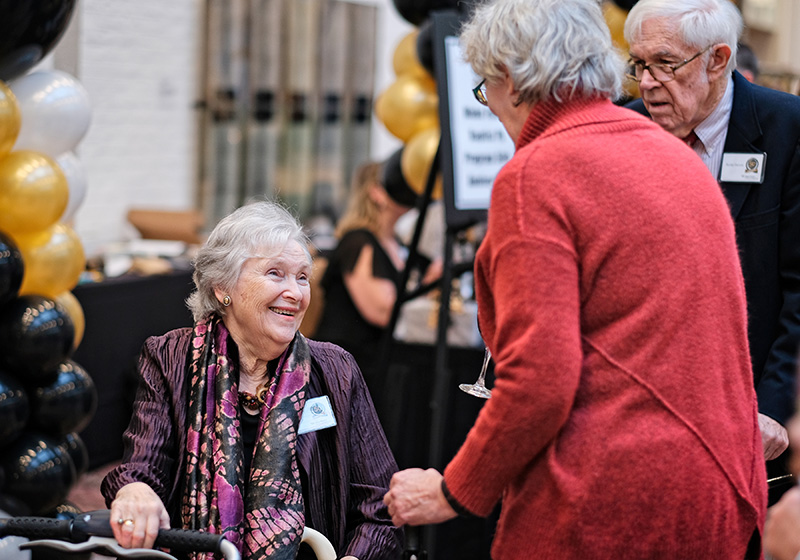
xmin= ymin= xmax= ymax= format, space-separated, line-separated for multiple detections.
xmin=315 ymin=160 xmax=420 ymax=398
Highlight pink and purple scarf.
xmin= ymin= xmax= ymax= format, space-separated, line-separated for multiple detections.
xmin=180 ymin=315 xmax=310 ymax=559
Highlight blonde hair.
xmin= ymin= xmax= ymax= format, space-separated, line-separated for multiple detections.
xmin=335 ymin=161 xmax=384 ymax=238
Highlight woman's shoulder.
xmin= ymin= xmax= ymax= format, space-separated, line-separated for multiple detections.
xmin=141 ymin=327 xmax=193 ymax=360
xmin=337 ymin=228 xmax=381 ymax=249
xmin=327 ymin=229 xmax=382 ymax=275
xmin=308 ymin=338 xmax=357 ymax=369
xmin=145 ymin=326 xmax=193 ymax=346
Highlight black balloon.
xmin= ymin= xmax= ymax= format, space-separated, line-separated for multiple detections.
xmin=391 ymin=0 xmax=461 ymax=26
xmin=0 ymin=232 xmax=24 ymax=306
xmin=50 ymin=500 xmax=82 ymax=519
xmin=0 ymin=370 xmax=29 ymax=446
xmin=0 ymin=0 xmax=78 ymax=81
xmin=382 ymin=147 xmax=420 ymax=208
xmin=0 ymin=295 xmax=74 ymax=382
xmin=57 ymin=432 xmax=89 ymax=477
xmin=613 ymin=0 xmax=638 ymax=10
xmin=0 ymin=431 xmax=76 ymax=514
xmin=416 ymin=19 xmax=435 ymax=76
xmin=30 ymin=360 xmax=96 ymax=436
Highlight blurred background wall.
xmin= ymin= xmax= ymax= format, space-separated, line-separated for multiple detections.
xmin=48 ymin=0 xmax=413 ymax=258
xmin=38 ymin=0 xmax=800 ymax=258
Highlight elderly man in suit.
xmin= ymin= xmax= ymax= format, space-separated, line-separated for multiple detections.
xmin=624 ymin=0 xmax=800 ymax=504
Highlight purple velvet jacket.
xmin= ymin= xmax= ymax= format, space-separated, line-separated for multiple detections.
xmin=101 ymin=328 xmax=403 ymax=560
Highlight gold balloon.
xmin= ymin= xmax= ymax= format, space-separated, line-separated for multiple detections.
xmin=602 ymin=1 xmax=640 ymax=98
xmin=392 ymin=30 xmax=432 ymax=81
xmin=0 ymin=82 xmax=21 ymax=158
xmin=603 ymin=1 xmax=629 ymax=52
xmin=54 ymin=290 xmax=85 ymax=349
xmin=375 ymin=75 xmax=439 ymax=142
xmin=401 ymin=127 xmax=443 ymax=199
xmin=15 ymin=223 xmax=85 ymax=299
xmin=0 ymin=150 xmax=68 ymax=235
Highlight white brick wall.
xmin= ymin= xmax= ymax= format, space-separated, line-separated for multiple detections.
xmin=53 ymin=0 xmax=406 ymax=257
xmin=69 ymin=0 xmax=202 ymax=257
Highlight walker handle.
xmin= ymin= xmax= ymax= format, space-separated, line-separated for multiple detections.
xmin=0 ymin=510 xmax=227 ymax=555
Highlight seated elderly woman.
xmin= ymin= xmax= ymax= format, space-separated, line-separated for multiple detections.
xmin=101 ymin=201 xmax=403 ymax=560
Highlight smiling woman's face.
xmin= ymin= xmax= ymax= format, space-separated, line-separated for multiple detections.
xmin=218 ymin=240 xmax=311 ymax=360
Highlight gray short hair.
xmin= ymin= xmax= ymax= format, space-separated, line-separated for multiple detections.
xmin=624 ymin=0 xmax=743 ymax=73
xmin=460 ymin=0 xmax=624 ymax=104
xmin=186 ymin=200 xmax=311 ymax=322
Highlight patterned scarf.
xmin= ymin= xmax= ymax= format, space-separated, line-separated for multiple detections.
xmin=181 ymin=315 xmax=310 ymax=560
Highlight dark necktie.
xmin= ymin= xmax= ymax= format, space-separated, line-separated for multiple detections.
xmin=683 ymin=130 xmax=700 ymax=148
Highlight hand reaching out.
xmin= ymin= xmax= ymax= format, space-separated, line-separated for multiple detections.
xmin=383 ymin=468 xmax=458 ymax=527
xmin=759 ymin=413 xmax=789 ymax=461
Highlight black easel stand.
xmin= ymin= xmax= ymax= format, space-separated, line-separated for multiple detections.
xmin=380 ymin=142 xmax=480 ymax=559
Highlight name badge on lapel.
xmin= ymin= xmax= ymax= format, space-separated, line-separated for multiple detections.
xmin=720 ymin=152 xmax=766 ymax=183
xmin=298 ymin=395 xmax=337 ymax=434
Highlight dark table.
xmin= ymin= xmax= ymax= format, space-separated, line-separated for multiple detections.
xmin=72 ymin=269 xmax=195 ymax=469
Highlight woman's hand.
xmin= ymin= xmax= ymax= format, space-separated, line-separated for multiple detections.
xmin=109 ymin=482 xmax=171 ymax=550
xmin=383 ymin=468 xmax=457 ymax=527
xmin=759 ymin=413 xmax=789 ymax=460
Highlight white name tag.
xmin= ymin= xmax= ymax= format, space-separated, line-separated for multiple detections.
xmin=298 ymin=396 xmax=337 ymax=434
xmin=720 ymin=152 xmax=766 ymax=183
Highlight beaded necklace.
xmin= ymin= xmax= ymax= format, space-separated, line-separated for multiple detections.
xmin=238 ymin=356 xmax=280 ymax=412
xmin=238 ymin=383 xmax=269 ymax=412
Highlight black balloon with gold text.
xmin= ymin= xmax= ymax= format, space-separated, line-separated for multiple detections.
xmin=0 ymin=231 xmax=23 ymax=306
xmin=0 ymin=370 xmax=28 ymax=447
xmin=29 ymin=359 xmax=97 ymax=437
xmin=0 ymin=295 xmax=74 ymax=383
xmin=0 ymin=431 xmax=76 ymax=515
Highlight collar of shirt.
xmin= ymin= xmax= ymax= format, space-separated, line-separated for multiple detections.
xmin=692 ymin=75 xmax=734 ymax=177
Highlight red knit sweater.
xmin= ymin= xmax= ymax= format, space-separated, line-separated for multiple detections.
xmin=444 ymin=97 xmax=767 ymax=558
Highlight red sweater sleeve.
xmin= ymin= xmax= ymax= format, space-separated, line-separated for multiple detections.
xmin=444 ymin=167 xmax=583 ymax=516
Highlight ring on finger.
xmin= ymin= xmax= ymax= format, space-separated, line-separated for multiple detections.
xmin=117 ymin=518 xmax=135 ymax=527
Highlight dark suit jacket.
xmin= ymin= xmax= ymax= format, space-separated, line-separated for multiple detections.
xmin=627 ymin=71 xmax=800 ymax=426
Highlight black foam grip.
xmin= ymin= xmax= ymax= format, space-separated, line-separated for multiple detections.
xmin=0 ymin=517 xmax=72 ymax=540
xmin=155 ymin=528 xmax=223 ymax=553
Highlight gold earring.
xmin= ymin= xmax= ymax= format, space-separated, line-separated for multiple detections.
xmin=222 ymin=295 xmax=231 ymax=307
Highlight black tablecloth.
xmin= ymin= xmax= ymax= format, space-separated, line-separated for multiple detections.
xmin=73 ymin=270 xmax=195 ymax=469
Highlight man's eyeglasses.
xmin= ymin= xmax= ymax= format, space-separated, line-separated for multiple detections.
xmin=473 ymin=79 xmax=488 ymax=106
xmin=625 ymin=46 xmax=711 ymax=83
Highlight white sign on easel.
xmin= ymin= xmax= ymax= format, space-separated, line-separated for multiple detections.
xmin=443 ymin=35 xmax=515 ymax=212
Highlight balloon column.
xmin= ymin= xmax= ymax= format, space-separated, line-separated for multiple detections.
xmin=0 ymin=0 xmax=97 ymax=518
xmin=373 ymin=0 xmax=477 ymax=201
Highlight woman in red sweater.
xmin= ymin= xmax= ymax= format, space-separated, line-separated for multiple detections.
xmin=383 ymin=0 xmax=767 ymax=557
